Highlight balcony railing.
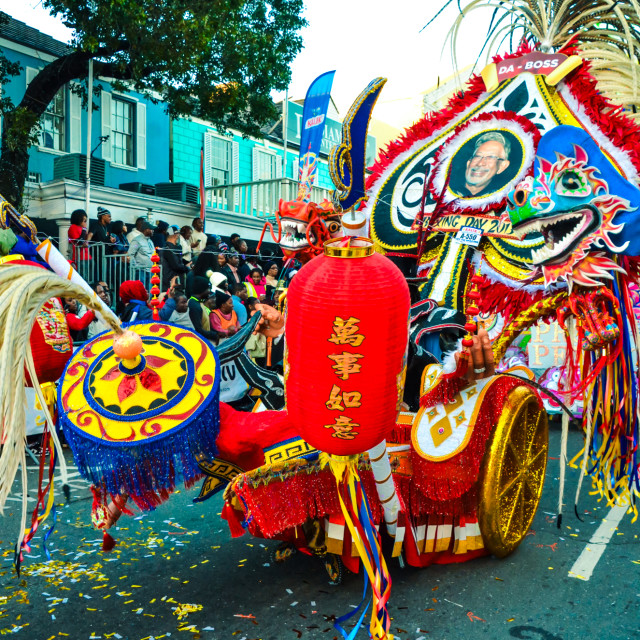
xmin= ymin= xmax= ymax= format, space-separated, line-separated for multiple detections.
xmin=204 ymin=178 xmax=333 ymax=218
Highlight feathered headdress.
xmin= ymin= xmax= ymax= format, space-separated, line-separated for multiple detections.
xmin=431 ymin=0 xmax=640 ymax=119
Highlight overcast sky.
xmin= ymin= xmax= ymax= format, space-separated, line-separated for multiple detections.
xmin=0 ymin=0 xmax=497 ymax=128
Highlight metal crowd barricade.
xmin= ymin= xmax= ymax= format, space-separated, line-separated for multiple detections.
xmin=72 ymin=242 xmax=165 ymax=298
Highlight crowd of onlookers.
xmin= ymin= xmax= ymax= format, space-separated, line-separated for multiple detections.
xmin=64 ymin=207 xmax=299 ymax=361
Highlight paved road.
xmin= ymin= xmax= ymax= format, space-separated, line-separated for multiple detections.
xmin=0 ymin=426 xmax=638 ymax=640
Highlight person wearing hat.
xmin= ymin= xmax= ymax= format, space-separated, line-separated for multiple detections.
xmin=118 ymin=280 xmax=176 ymax=323
xmin=209 ymin=291 xmax=240 ymax=339
xmin=89 ymin=207 xmax=116 ymax=247
xmin=160 ymin=225 xmax=190 ymax=290
xmin=188 ymin=276 xmax=219 ymax=343
xmin=126 ymin=220 xmax=155 ymax=287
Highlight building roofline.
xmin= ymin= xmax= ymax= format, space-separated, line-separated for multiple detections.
xmin=0 ymin=11 xmax=70 ymax=58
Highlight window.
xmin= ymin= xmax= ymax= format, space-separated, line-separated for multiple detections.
xmin=210 ymin=137 xmax=231 ymax=185
xmin=39 ymin=89 xmax=65 ymax=151
xmin=27 ymin=69 xmax=70 ymax=152
xmin=111 ymin=97 xmax=134 ymax=166
xmin=254 ymin=149 xmax=279 ymax=181
xmin=203 ymin=132 xmax=238 ymax=201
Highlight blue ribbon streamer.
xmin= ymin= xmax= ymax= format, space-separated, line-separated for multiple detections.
xmin=42 ymin=503 xmax=57 ymax=561
xmin=334 ymin=568 xmax=370 ymax=640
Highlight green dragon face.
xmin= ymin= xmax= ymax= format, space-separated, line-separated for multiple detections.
xmin=506 ymin=126 xmax=640 ymax=286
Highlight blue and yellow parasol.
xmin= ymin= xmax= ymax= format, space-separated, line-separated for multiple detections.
xmin=58 ymin=321 xmax=220 ymax=510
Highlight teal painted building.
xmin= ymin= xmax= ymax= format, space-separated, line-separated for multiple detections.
xmin=171 ymin=101 xmax=374 ymax=194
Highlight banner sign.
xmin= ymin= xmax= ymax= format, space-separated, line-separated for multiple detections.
xmin=297 ymin=70 xmax=336 ymax=201
xmin=430 ymin=212 xmax=517 ymax=239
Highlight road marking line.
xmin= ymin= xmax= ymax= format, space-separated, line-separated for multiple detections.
xmin=568 ymin=504 xmax=628 ymax=581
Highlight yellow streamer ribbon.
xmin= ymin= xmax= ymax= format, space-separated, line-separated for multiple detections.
xmin=320 ymin=452 xmax=393 ymax=640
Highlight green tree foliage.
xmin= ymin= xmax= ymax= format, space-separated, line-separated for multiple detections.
xmin=0 ymin=0 xmax=306 ymax=207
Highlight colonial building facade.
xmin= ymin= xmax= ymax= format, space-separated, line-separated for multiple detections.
xmin=0 ymin=15 xmax=376 ymax=255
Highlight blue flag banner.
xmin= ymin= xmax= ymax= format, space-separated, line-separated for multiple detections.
xmin=297 ymin=70 xmax=336 ymax=202
xmin=329 ymin=77 xmax=387 ymax=213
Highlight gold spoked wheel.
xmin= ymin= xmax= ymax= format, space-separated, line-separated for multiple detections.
xmin=478 ymin=386 xmax=549 ymax=558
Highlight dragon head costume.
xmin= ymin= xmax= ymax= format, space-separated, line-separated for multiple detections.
xmin=259 ymin=198 xmax=343 ymax=264
xmin=507 ymin=125 xmax=640 ymax=287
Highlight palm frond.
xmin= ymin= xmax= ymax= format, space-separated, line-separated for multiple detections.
xmin=430 ymin=0 xmax=640 ymax=119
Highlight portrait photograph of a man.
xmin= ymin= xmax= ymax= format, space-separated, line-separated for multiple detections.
xmin=449 ymin=130 xmax=522 ymax=199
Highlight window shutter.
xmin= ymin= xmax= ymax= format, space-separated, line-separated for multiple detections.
xmin=275 ymin=154 xmax=283 ymax=179
xmin=100 ymin=91 xmax=112 ymax=161
xmin=231 ymin=140 xmax=239 ymax=206
xmin=231 ymin=141 xmax=239 ymax=183
xmin=252 ymin=146 xmax=260 ymax=180
xmin=69 ymin=85 xmax=82 ymax=153
xmin=292 ymin=157 xmax=299 ymax=182
xmin=136 ymin=102 xmax=146 ymax=169
xmin=203 ymin=132 xmax=212 ymax=187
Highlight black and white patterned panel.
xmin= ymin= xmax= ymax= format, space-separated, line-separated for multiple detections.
xmin=376 ymin=75 xmax=557 ymax=239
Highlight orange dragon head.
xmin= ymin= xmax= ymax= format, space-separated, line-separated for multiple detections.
xmin=276 ymin=198 xmax=343 ymax=263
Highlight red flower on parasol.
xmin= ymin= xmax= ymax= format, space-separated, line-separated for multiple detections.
xmin=101 ymin=355 xmax=169 ymax=402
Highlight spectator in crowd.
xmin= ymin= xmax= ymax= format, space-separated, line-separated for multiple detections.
xmin=208 ymin=271 xmax=229 ymax=294
xmin=127 ymin=217 xmax=146 ymax=244
xmin=210 ymin=291 xmax=240 ymax=339
xmin=161 ymin=225 xmax=190 ymax=290
xmin=234 ymin=239 xmax=252 ymax=280
xmin=109 ymin=221 xmax=129 ymax=292
xmin=168 ymin=294 xmax=195 ymax=330
xmin=63 ymin=297 xmax=95 ymax=342
xmin=242 ymin=240 xmax=260 ymax=269
xmin=265 ymin=262 xmax=279 ymax=287
xmin=152 ymin=220 xmax=169 ymax=249
xmin=188 ymin=276 xmax=219 ymax=343
xmin=216 ymin=252 xmax=227 ymax=272
xmin=110 ymin=220 xmax=129 ymax=255
xmin=230 ymin=233 xmax=241 ymax=252
xmin=119 ymin=280 xmax=176 ymax=323
xmin=244 ymin=267 xmax=267 ymax=300
xmin=231 ymin=282 xmax=248 ymax=325
xmin=89 ymin=208 xmax=116 ymax=249
xmin=87 ymin=282 xmax=112 ymax=339
xmin=191 ymin=218 xmax=207 ymax=259
xmin=68 ymin=209 xmax=90 ymax=267
xmin=245 ymin=315 xmax=266 ymax=363
xmin=246 ymin=296 xmax=259 ymax=317
xmin=127 ymin=221 xmax=155 ymax=286
xmin=95 ymin=281 xmax=112 ymax=308
xmin=179 ymin=226 xmax=197 ymax=266
xmin=222 ymin=250 xmax=242 ymax=292
xmin=186 ymin=249 xmax=218 ymax=297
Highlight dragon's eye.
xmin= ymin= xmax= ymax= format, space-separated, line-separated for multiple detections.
xmin=326 ymin=221 xmax=341 ymax=234
xmin=513 ymin=187 xmax=528 ymax=207
xmin=556 ymin=169 xmax=590 ymax=197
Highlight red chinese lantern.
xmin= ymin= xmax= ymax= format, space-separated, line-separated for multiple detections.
xmin=285 ymin=237 xmax=410 ymax=455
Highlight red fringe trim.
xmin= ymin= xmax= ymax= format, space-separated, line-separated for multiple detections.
xmin=228 ymin=376 xmax=526 ymax=538
xmin=477 ymin=274 xmax=547 ymax=322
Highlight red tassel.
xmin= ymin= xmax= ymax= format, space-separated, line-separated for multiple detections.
xmin=102 ymin=531 xmax=116 ymax=552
